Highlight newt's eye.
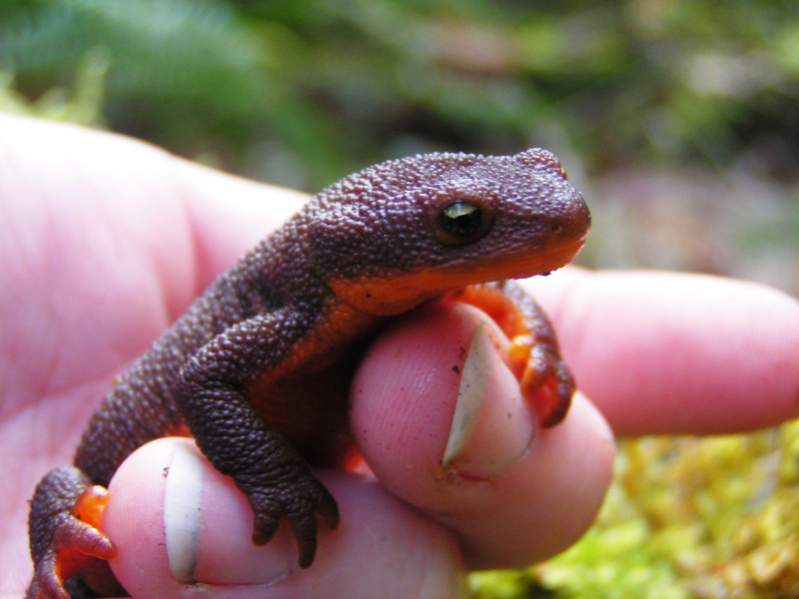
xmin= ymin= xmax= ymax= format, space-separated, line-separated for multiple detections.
xmin=436 ymin=200 xmax=493 ymax=246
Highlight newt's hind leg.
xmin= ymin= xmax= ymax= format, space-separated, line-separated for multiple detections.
xmin=27 ymin=466 xmax=120 ymax=599
xmin=452 ymin=280 xmax=575 ymax=427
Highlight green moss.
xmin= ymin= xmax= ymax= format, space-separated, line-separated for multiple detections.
xmin=469 ymin=421 xmax=799 ymax=597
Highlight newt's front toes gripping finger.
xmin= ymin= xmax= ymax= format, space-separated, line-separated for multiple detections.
xmin=289 ymin=479 xmax=340 ymax=567
xmin=249 ymin=475 xmax=339 ymax=567
xmin=53 ymin=514 xmax=115 ymax=558
xmin=288 ymin=503 xmax=319 ymax=568
xmin=317 ymin=481 xmax=340 ymax=530
xmin=525 ymin=358 xmax=575 ymax=428
xmin=251 ymin=496 xmax=283 ymax=546
xmin=288 ymin=477 xmax=339 ymax=568
xmin=511 ymin=338 xmax=575 ymax=428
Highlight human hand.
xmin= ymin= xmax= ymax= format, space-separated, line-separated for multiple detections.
xmin=3 ymin=115 xmax=798 ymax=598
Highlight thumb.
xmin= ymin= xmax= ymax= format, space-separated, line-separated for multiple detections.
xmin=103 ymin=438 xmax=465 ymax=598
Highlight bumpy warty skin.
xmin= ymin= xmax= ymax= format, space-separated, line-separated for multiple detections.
xmin=308 ymin=148 xmax=588 ymax=281
xmin=75 ymin=146 xmax=590 ymax=489
xmin=73 ymin=212 xmax=324 ymax=484
xmin=28 ymin=147 xmax=590 ymax=599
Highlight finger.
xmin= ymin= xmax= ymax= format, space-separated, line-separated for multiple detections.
xmin=523 ymin=268 xmax=799 ymax=435
xmin=175 ymin=160 xmax=307 ymax=286
xmin=104 ymin=438 xmax=465 ymax=598
xmin=0 ymin=113 xmax=307 ymax=312
xmin=351 ymin=302 xmax=615 ymax=569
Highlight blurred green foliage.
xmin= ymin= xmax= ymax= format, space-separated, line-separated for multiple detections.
xmin=1 ymin=0 xmax=798 ymax=189
xmin=0 ymin=48 xmax=106 ymax=123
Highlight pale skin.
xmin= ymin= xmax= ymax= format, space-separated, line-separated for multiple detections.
xmin=2 ymin=115 xmax=799 ymax=597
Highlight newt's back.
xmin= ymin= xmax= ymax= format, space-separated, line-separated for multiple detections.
xmin=28 ymin=147 xmax=589 ymax=599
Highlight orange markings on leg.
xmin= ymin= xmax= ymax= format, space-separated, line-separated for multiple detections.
xmin=57 ymin=551 xmax=88 ymax=591
xmin=169 ymin=422 xmax=193 ymax=437
xmin=528 ymin=379 xmax=570 ymax=428
xmin=454 ymin=284 xmax=573 ymax=428
xmin=452 ymin=285 xmax=526 ymax=337
xmin=509 ymin=334 xmax=534 ymax=378
xmin=49 ymin=485 xmax=116 ymax=587
xmin=518 ymin=347 xmax=565 ymax=428
xmin=73 ymin=485 xmax=110 ymax=531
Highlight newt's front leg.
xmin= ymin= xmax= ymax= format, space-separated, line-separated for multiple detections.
xmin=176 ymin=308 xmax=339 ymax=568
xmin=453 ymin=281 xmax=575 ymax=427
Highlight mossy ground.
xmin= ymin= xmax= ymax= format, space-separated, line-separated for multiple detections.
xmin=471 ymin=421 xmax=799 ymax=598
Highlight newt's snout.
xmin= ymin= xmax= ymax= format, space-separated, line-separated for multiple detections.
xmin=536 ymin=188 xmax=591 ymax=275
xmin=556 ymin=188 xmax=591 ymax=247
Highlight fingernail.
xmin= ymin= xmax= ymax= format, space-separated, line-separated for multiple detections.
xmin=442 ymin=323 xmax=536 ymax=478
xmin=163 ymin=442 xmax=204 ymax=583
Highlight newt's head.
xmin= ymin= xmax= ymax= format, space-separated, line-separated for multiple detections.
xmin=309 ymin=148 xmax=590 ymax=315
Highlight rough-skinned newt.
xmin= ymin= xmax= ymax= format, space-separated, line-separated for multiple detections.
xmin=27 ymin=148 xmax=590 ymax=598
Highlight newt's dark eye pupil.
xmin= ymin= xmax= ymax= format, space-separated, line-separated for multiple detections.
xmin=439 ymin=201 xmax=483 ymax=238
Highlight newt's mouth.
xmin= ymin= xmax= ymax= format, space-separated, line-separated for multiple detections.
xmin=330 ymin=234 xmax=587 ymax=316
xmin=438 ymin=233 xmax=588 ymax=284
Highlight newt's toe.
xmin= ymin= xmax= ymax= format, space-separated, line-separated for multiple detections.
xmin=246 ymin=470 xmax=339 ymax=568
xmin=512 ymin=337 xmax=575 ymax=427
xmin=28 ymin=555 xmax=69 ymax=599
xmin=28 ymin=467 xmax=117 ymax=599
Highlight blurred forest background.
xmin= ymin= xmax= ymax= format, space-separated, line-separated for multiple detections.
xmin=1 ymin=0 xmax=797 ymax=295
xmin=2 ymin=1 xmax=798 ymax=597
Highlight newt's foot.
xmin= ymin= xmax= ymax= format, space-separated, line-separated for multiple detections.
xmin=452 ymin=281 xmax=576 ymax=428
xmin=245 ymin=469 xmax=339 ymax=568
xmin=28 ymin=467 xmax=116 ymax=599
xmin=509 ymin=334 xmax=575 ymax=427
